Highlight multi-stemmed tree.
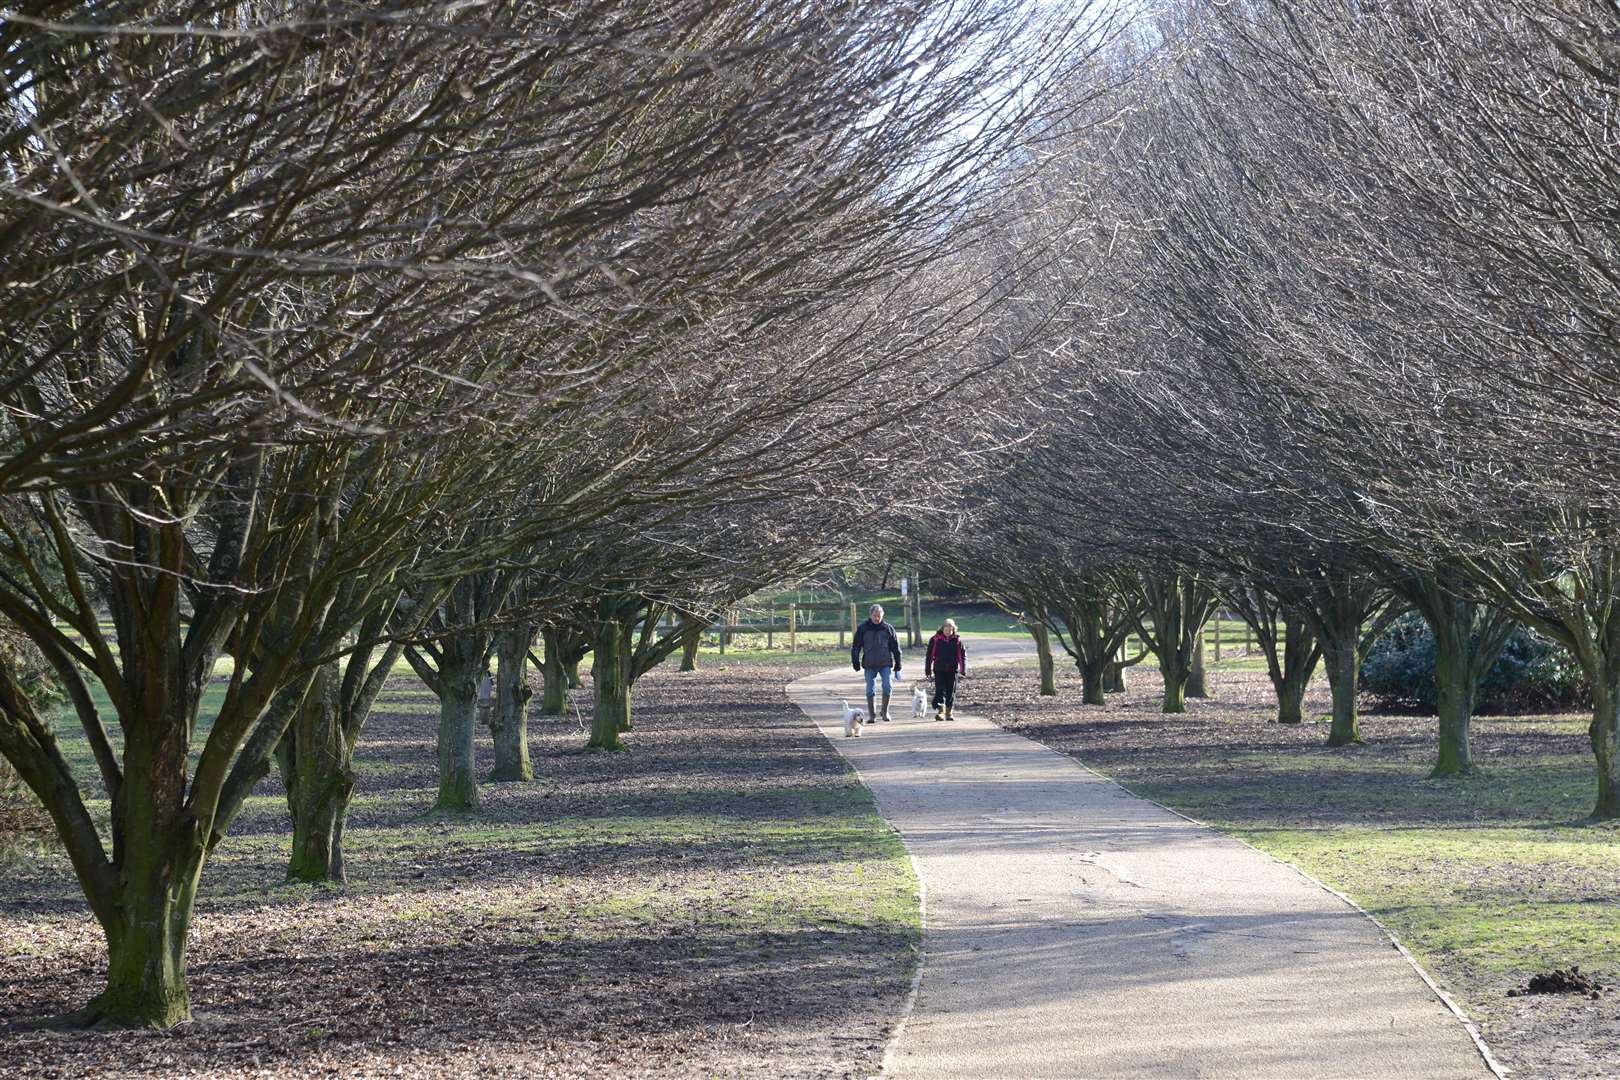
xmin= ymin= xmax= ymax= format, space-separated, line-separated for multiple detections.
xmin=1 ymin=0 xmax=1130 ymax=1027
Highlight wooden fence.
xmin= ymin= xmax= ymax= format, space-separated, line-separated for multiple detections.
xmin=685 ymin=595 xmax=923 ymax=653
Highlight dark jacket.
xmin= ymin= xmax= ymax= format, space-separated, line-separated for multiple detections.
xmin=926 ymin=633 xmax=966 ymax=677
xmin=852 ymin=618 xmax=902 ymax=671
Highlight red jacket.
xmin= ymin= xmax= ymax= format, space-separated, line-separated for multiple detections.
xmin=926 ymin=633 xmax=966 ymax=677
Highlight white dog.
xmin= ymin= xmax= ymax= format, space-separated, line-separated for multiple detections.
xmin=841 ymin=699 xmax=867 ymax=738
xmin=911 ymin=684 xmax=927 ymax=717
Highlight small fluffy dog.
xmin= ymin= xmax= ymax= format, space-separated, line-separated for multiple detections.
xmin=911 ymin=684 xmax=927 ymax=717
xmin=841 ymin=699 xmax=867 ymax=738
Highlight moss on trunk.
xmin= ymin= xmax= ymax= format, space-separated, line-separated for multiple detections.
xmin=435 ymin=656 xmax=481 ymax=810
xmin=490 ymin=627 xmax=535 ymax=782
xmin=589 ymin=620 xmax=628 ymax=751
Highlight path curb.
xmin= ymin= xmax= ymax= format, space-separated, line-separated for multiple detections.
xmin=783 ymin=680 xmax=928 ymax=1080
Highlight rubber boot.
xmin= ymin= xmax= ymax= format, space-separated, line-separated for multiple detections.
xmin=945 ymin=704 xmax=954 ymax=722
xmin=866 ymin=693 xmax=876 ymax=727
xmin=933 ymin=701 xmax=944 ymax=721
xmin=881 ymin=689 xmax=892 ymax=721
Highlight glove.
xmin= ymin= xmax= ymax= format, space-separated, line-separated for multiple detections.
xmin=852 ymin=662 xmax=861 ymax=672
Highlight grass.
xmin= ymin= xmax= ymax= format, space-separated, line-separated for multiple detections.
xmin=1114 ymin=721 xmax=1619 ymax=982
xmin=1242 ymin=825 xmax=1618 ymax=980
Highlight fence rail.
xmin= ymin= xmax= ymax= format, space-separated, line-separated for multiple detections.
xmin=686 ymin=599 xmax=923 ymax=653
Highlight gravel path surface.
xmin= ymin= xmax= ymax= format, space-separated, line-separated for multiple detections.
xmin=788 ymin=635 xmax=1495 ymax=1079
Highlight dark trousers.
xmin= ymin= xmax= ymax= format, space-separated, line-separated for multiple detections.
xmin=932 ymin=672 xmax=958 ymax=710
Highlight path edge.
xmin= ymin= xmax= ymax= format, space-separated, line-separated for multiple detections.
xmin=876 ymin=849 xmax=927 ymax=1080
xmin=1012 ymin=734 xmax=1509 ymax=1079
xmin=780 ymin=677 xmax=928 ymax=1080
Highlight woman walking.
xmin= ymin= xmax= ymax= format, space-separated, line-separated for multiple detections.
xmin=925 ymin=619 xmax=966 ymax=721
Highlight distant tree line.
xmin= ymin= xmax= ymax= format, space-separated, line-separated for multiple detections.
xmin=905 ymin=1 xmax=1620 ymax=817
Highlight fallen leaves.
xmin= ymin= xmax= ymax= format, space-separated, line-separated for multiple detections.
xmin=0 ymin=663 xmax=911 ymax=1078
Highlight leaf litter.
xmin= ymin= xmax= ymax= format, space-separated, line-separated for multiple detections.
xmin=0 ymin=662 xmax=913 ymax=1078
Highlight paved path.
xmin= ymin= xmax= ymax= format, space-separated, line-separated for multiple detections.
xmin=786 ymin=634 xmax=1494 ymax=1079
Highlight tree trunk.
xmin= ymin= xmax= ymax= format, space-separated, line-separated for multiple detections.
xmin=589 ymin=620 xmax=628 ymax=751
xmin=615 ymin=615 xmax=637 ymax=733
xmin=277 ymin=663 xmax=355 ymax=883
xmin=679 ymin=624 xmax=703 ymax=672
xmin=618 ymin=683 xmax=635 ymax=733
xmin=490 ymin=627 xmax=535 ymax=782
xmin=1159 ymin=653 xmax=1188 ymax=714
xmin=1403 ymin=587 xmax=1514 ymax=778
xmin=287 ymin=777 xmax=353 ymax=883
xmin=1105 ymin=658 xmax=1126 ymax=693
xmin=540 ymin=629 xmax=568 ymax=715
xmin=72 ymin=644 xmax=213 ymax=1027
xmin=1589 ymin=670 xmax=1620 ymax=820
xmin=1266 ymin=614 xmax=1319 ymax=725
xmin=435 ymin=652 xmax=481 ymax=810
xmin=85 ymin=857 xmax=201 ymax=1028
xmin=77 ymin=757 xmax=206 ymax=1027
xmin=1028 ymin=621 xmax=1056 ymax=696
xmin=565 ymin=654 xmax=583 ymax=689
xmin=1322 ymin=633 xmax=1362 ymax=746
xmin=1079 ymin=656 xmax=1107 ymax=705
xmin=1187 ymin=631 xmax=1209 ymax=698
xmin=1276 ymin=677 xmax=1306 ymax=725
xmin=1430 ymin=622 xmax=1474 ymax=777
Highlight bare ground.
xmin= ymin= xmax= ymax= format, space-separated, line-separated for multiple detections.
xmin=0 ymin=662 xmax=916 ymax=1078
xmin=956 ymin=659 xmax=1620 ymax=1079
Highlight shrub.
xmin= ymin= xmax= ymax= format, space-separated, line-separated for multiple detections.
xmin=1 ymin=756 xmax=53 ymax=863
xmin=1361 ymin=612 xmax=1589 ymax=715
xmin=0 ymin=623 xmax=60 ymax=862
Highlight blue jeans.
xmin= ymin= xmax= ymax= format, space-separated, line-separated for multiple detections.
xmin=863 ymin=666 xmax=893 ymax=697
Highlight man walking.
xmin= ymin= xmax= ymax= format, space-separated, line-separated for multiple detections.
xmin=852 ymin=603 xmax=903 ymax=722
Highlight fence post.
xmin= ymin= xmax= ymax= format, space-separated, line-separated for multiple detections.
xmin=913 ymin=578 xmax=923 ymax=646
xmin=789 ymin=604 xmax=797 ymax=653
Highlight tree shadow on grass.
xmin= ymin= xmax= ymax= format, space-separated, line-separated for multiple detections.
xmin=0 ymin=918 xmax=912 ymax=1076
xmin=0 ymin=663 xmax=919 ymax=1077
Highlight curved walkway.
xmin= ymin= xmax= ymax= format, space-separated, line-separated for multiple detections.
xmin=786 ymin=634 xmax=1494 ymax=1079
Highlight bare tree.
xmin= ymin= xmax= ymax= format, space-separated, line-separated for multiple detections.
xmin=0 ymin=0 xmax=1132 ymax=1027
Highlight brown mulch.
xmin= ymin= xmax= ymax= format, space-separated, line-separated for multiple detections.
xmin=0 ymin=661 xmax=912 ymax=1078
xmin=1512 ymin=968 xmax=1608 ymax=1000
xmin=959 ymin=661 xmax=1598 ymax=828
